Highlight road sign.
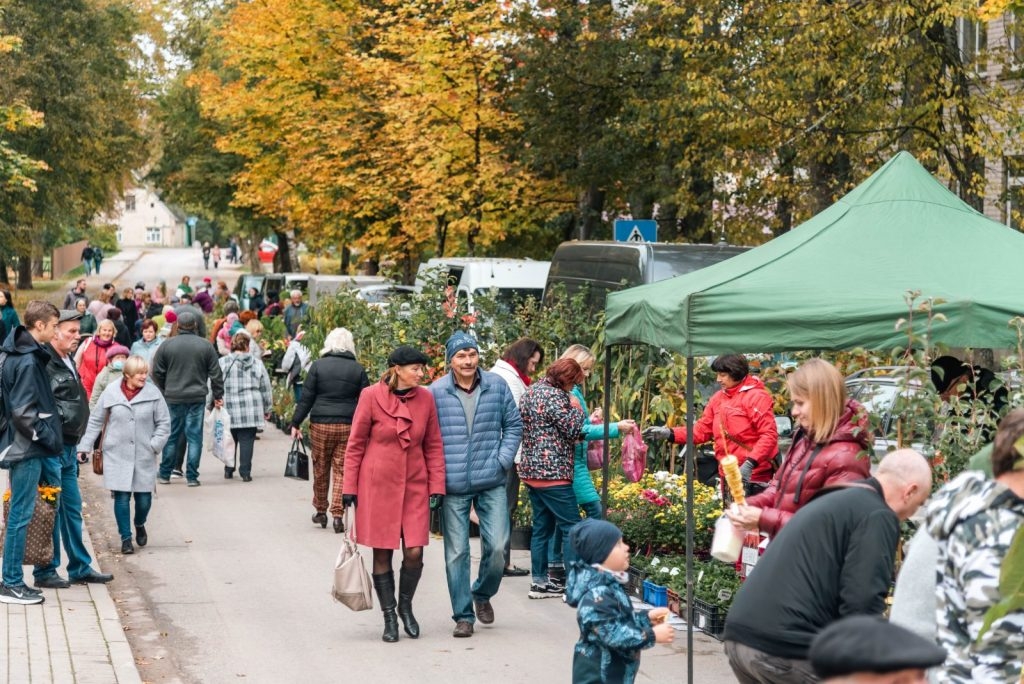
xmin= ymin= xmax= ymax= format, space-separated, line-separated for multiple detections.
xmin=614 ymin=219 xmax=657 ymax=243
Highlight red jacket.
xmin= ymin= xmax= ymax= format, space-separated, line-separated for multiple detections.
xmin=746 ymin=399 xmax=872 ymax=536
xmin=342 ymin=382 xmax=446 ymax=549
xmin=670 ymin=375 xmax=778 ymax=483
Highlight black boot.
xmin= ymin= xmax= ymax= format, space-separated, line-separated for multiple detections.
xmin=372 ymin=571 xmax=399 ymax=643
xmin=397 ymin=564 xmax=423 ymax=638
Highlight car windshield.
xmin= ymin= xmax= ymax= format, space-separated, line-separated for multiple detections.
xmin=846 ymin=381 xmax=902 ymax=416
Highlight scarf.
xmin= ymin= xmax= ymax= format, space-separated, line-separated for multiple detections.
xmin=121 ymin=378 xmax=143 ymax=402
xmin=516 ymin=366 xmax=532 ymax=387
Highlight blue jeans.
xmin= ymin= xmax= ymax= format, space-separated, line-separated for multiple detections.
xmin=549 ymin=499 xmax=603 ymax=566
xmin=441 ymin=485 xmax=509 ymax=624
xmin=113 ymin=492 xmax=153 ymax=541
xmin=527 ymin=484 xmax=580 ymax=585
xmin=33 ymin=446 xmax=95 ymax=581
xmin=159 ymin=402 xmax=205 ymax=481
xmin=3 ymin=456 xmax=56 ymax=586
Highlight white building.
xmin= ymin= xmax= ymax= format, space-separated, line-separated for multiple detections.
xmin=97 ymin=184 xmax=188 ymax=247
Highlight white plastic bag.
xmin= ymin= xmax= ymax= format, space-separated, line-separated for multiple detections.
xmin=205 ymin=407 xmax=236 ymax=467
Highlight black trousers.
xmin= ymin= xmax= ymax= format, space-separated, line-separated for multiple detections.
xmin=229 ymin=427 xmax=257 ymax=477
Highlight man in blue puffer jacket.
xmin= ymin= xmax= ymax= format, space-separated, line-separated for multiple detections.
xmin=429 ymin=331 xmax=522 ymax=639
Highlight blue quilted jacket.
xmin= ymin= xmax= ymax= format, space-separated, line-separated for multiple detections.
xmin=429 ymin=370 xmax=522 ymax=495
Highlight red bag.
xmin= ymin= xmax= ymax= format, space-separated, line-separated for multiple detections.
xmin=621 ymin=429 xmax=648 ymax=482
xmin=586 ymin=410 xmax=605 ymax=470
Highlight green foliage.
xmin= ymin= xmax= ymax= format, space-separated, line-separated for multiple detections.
xmin=89 ymin=225 xmax=121 ymax=255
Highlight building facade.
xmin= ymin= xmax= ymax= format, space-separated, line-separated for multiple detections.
xmin=97 ymin=184 xmax=188 ymax=247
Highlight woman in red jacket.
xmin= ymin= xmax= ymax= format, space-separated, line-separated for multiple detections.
xmin=726 ymin=358 xmax=872 ymax=537
xmin=342 ymin=345 xmax=445 ymax=643
xmin=644 ymin=354 xmax=778 ymax=499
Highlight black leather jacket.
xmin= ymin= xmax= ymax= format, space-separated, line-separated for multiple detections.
xmin=44 ymin=343 xmax=90 ymax=445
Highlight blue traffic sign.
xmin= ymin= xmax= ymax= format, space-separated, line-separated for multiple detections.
xmin=613 ymin=219 xmax=657 ymax=243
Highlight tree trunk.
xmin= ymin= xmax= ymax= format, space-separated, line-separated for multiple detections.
xmin=33 ymin=254 xmax=44 ymax=278
xmin=435 ymin=216 xmax=448 ymax=257
xmin=577 ymin=185 xmax=605 ymax=241
xmin=340 ymin=245 xmax=350 ymax=274
xmin=17 ymin=254 xmax=33 ymax=290
xmin=0 ymin=256 xmax=9 ymax=286
xmin=775 ymin=147 xmax=797 ymax=236
xmin=273 ymin=229 xmax=292 ymax=273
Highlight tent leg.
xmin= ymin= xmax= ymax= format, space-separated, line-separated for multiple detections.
xmin=685 ymin=355 xmax=695 ymax=683
xmin=601 ymin=345 xmax=612 ymax=511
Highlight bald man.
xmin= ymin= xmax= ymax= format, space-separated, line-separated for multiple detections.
xmin=723 ymin=449 xmax=932 ymax=684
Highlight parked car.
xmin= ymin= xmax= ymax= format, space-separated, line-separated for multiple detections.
xmin=844 ymin=366 xmax=930 ymax=461
xmin=415 ymin=257 xmax=550 ymax=314
xmin=354 ymin=283 xmax=416 ymax=314
xmin=232 ymin=273 xmax=311 ymax=310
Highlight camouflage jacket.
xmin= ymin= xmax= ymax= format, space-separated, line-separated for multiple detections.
xmin=565 ymin=562 xmax=656 ymax=683
xmin=926 ymin=470 xmax=1024 ymax=683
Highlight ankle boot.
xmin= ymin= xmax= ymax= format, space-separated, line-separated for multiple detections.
xmin=397 ymin=564 xmax=423 ymax=638
xmin=372 ymin=571 xmax=399 ymax=643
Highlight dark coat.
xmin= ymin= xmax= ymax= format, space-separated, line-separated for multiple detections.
xmin=746 ymin=399 xmax=872 ymax=536
xmin=0 ymin=327 xmax=64 ymax=465
xmin=43 ymin=344 xmax=90 ymax=445
xmin=723 ymin=479 xmax=900 ymax=659
xmin=115 ymin=298 xmax=139 ymax=338
xmin=151 ymin=330 xmax=224 ymax=404
xmin=290 ymin=351 xmax=369 ymax=427
xmin=342 ymin=382 xmax=445 ymax=549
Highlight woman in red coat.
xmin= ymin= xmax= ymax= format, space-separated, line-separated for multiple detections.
xmin=726 ymin=358 xmax=872 ymax=537
xmin=342 ymin=345 xmax=445 ymax=643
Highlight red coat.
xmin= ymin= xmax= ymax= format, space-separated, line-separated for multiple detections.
xmin=342 ymin=382 xmax=445 ymax=549
xmin=670 ymin=375 xmax=778 ymax=483
xmin=746 ymin=399 xmax=872 ymax=536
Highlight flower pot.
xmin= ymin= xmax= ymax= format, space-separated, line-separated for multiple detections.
xmin=509 ymin=526 xmax=532 ymax=550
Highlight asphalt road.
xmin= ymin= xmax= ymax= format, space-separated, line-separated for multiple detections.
xmin=72 ymin=247 xmax=737 ymax=683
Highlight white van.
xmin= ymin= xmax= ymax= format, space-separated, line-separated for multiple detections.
xmin=415 ymin=258 xmax=550 ymax=313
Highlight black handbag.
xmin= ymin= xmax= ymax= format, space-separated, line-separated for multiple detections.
xmin=284 ymin=438 xmax=310 ymax=480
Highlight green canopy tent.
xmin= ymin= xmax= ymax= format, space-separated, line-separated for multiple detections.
xmin=597 ymin=152 xmax=1024 ymax=680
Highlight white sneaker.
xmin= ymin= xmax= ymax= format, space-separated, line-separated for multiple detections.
xmin=0 ymin=583 xmax=45 ymax=605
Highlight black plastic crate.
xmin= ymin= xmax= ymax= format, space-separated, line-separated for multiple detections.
xmin=691 ymin=597 xmax=726 ymax=640
xmin=627 ymin=567 xmax=646 ymax=598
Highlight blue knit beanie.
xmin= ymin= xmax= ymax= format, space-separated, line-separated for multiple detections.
xmin=570 ymin=518 xmax=622 ymax=566
xmin=445 ymin=331 xmax=479 ymax=363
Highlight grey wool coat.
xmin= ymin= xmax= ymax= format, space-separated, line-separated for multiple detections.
xmin=77 ymin=380 xmax=171 ymax=492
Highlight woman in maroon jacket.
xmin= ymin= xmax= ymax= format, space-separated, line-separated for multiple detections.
xmin=727 ymin=358 xmax=872 ymax=537
xmin=342 ymin=345 xmax=445 ymax=643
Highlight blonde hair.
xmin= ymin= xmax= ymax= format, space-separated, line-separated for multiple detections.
xmin=560 ymin=344 xmax=595 ymax=366
xmin=787 ymin=358 xmax=847 ymax=443
xmin=96 ymin=319 xmax=116 ymax=336
xmin=123 ymin=355 xmax=148 ymax=377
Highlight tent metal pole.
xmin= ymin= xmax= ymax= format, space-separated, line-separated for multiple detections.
xmin=685 ymin=355 xmax=695 ymax=683
xmin=601 ymin=345 xmax=612 ymax=511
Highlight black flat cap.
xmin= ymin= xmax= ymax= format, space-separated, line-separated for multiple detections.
xmin=387 ymin=345 xmax=430 ymax=367
xmin=809 ymin=616 xmax=946 ymax=678
xmin=58 ymin=309 xmax=83 ymax=323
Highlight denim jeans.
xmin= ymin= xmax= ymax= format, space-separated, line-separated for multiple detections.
xmin=159 ymin=402 xmax=205 ymax=481
xmin=33 ymin=446 xmax=95 ymax=581
xmin=441 ymin=484 xmax=509 ymax=624
xmin=112 ymin=492 xmax=153 ymax=541
xmin=527 ymin=484 xmax=580 ymax=585
xmin=2 ymin=456 xmax=51 ymax=586
xmin=549 ymin=499 xmax=603 ymax=567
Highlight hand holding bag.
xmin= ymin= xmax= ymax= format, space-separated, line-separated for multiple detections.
xmin=284 ymin=438 xmax=309 ymax=480
xmin=92 ymin=408 xmax=110 ymax=475
xmin=332 ymin=508 xmax=373 ymax=611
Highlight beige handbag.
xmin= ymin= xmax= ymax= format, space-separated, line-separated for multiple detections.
xmin=332 ymin=508 xmax=373 ymax=611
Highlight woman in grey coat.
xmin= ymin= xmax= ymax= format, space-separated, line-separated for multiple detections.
xmin=78 ymin=355 xmax=171 ymax=555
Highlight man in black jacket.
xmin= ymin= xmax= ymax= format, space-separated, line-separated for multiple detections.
xmin=33 ymin=309 xmax=113 ymax=589
xmin=0 ymin=301 xmax=64 ymax=605
xmin=153 ymin=311 xmax=223 ymax=487
xmin=723 ymin=449 xmax=932 ymax=684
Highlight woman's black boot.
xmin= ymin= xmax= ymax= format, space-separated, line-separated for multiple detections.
xmin=372 ymin=571 xmax=399 ymax=643
xmin=397 ymin=564 xmax=423 ymax=638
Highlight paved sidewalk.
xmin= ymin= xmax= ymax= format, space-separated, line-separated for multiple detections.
xmin=1 ymin=516 xmax=141 ymax=683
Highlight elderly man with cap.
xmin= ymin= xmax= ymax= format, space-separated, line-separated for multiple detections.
xmin=33 ymin=308 xmax=113 ymax=589
xmin=722 ymin=449 xmax=933 ymax=684
xmin=152 ymin=310 xmax=224 ymax=487
xmin=808 ymin=615 xmax=946 ymax=683
xmin=429 ymin=331 xmax=522 ymax=638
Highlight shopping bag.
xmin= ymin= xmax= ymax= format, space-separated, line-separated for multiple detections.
xmin=586 ymin=410 xmax=605 ymax=470
xmin=621 ymin=429 xmax=648 ymax=483
xmin=206 ymin=407 xmax=236 ymax=468
xmin=284 ymin=438 xmax=310 ymax=480
xmin=1 ymin=493 xmax=57 ymax=566
xmin=332 ymin=508 xmax=373 ymax=611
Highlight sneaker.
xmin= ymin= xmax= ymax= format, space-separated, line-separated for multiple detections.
xmin=528 ymin=583 xmax=565 ymax=599
xmin=22 ymin=585 xmax=44 ymax=596
xmin=0 ymin=583 xmax=45 ymax=605
xmin=157 ymin=477 xmax=170 ymax=485
xmin=546 ymin=576 xmax=565 ymax=592
xmin=187 ymin=480 xmax=201 ymax=487
xmin=171 ymin=470 xmax=184 ymax=479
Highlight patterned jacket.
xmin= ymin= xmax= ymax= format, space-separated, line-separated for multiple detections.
xmin=517 ymin=378 xmax=585 ymax=481
xmin=926 ymin=470 xmax=1024 ymax=683
xmin=211 ymin=352 xmax=272 ymax=429
xmin=565 ymin=562 xmax=656 ymax=683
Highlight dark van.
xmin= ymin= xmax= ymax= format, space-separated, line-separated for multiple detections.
xmin=544 ymin=240 xmax=749 ymax=311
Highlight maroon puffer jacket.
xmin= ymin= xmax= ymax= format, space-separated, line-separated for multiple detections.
xmin=746 ymin=399 xmax=872 ymax=536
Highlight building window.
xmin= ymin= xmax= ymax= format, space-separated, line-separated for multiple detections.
xmin=125 ymin=194 xmax=136 ymax=212
xmin=146 ymin=226 xmax=162 ymax=244
xmin=1004 ymin=156 xmax=1024 ymax=230
xmin=958 ymin=11 xmax=988 ymax=72
xmin=1007 ymin=14 xmax=1024 ymax=69
xmin=116 ymin=229 xmax=123 ymax=243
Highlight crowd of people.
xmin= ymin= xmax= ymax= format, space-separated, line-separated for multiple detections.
xmin=1 ymin=269 xmax=1022 ymax=683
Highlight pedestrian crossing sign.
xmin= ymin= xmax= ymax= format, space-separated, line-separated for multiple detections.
xmin=613 ymin=219 xmax=657 ymax=243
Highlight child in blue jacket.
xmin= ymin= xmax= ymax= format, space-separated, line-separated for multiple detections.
xmin=565 ymin=519 xmax=674 ymax=683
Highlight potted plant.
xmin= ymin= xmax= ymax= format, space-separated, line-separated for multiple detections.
xmin=510 ymin=485 xmax=533 ymax=550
